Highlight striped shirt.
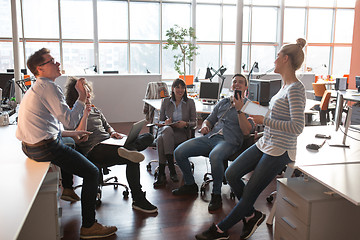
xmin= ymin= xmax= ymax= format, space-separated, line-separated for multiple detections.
xmin=256 ymin=80 xmax=306 ymax=161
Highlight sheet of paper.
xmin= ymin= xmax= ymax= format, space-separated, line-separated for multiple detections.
xmin=101 ymin=136 xmax=127 ymax=146
xmin=241 ymin=101 xmax=269 ymax=117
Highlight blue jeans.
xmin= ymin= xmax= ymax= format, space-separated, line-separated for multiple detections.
xmin=21 ymin=137 xmax=99 ymax=228
xmin=217 ymin=144 xmax=291 ymax=231
xmin=174 ymin=134 xmax=238 ymax=195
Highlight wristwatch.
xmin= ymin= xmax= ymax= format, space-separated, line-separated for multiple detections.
xmin=236 ymin=109 xmax=242 ymax=114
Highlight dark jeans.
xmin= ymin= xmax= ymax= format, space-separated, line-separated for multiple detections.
xmin=217 ymin=144 xmax=292 ymax=231
xmin=62 ymin=133 xmax=154 ymax=198
xmin=61 ymin=137 xmax=77 ymax=189
xmin=22 ymin=137 xmax=99 ymax=228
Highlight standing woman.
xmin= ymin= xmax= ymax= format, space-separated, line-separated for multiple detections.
xmin=196 ymin=38 xmax=307 ymax=240
xmin=153 ymin=78 xmax=196 ymax=187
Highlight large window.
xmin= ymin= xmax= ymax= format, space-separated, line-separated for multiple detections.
xmin=0 ymin=0 xmax=356 ymax=78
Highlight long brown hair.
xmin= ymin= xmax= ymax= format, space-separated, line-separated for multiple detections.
xmin=171 ymin=78 xmax=188 ymax=102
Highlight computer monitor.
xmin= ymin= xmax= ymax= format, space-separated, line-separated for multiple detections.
xmin=355 ymin=76 xmax=360 ymax=92
xmin=248 ymin=79 xmax=282 ymax=106
xmin=0 ymin=73 xmax=15 ymax=103
xmin=103 ymin=70 xmax=119 ymax=74
xmin=199 ymin=81 xmax=220 ymax=104
xmin=334 ymin=92 xmax=344 ymax=132
xmin=6 ymin=68 xmax=28 ymax=75
xmin=329 ymin=92 xmax=352 ymax=147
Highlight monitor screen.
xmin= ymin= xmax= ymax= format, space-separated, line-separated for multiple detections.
xmin=334 ymin=92 xmax=344 ymax=132
xmin=6 ymin=68 xmax=28 ymax=75
xmin=0 ymin=73 xmax=15 ymax=102
xmin=329 ymin=91 xmax=352 ymax=147
xmin=356 ymin=76 xmax=360 ymax=92
xmin=199 ymin=81 xmax=220 ymax=102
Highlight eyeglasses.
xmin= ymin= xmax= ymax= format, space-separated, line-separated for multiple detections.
xmin=39 ymin=58 xmax=55 ymax=66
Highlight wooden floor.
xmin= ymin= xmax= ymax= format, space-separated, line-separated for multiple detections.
xmin=60 ymin=122 xmax=276 ymax=240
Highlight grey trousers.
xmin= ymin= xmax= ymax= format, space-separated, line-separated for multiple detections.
xmin=156 ymin=126 xmax=188 ymax=164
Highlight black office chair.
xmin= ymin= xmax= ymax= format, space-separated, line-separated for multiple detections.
xmin=199 ymin=133 xmax=260 ymax=199
xmin=74 ymin=166 xmax=129 ymax=206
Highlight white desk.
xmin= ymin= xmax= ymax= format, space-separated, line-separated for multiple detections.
xmin=293 ymin=125 xmax=360 ymax=167
xmin=329 ymin=89 xmax=360 ymax=102
xmin=299 ymin=163 xmax=360 ymax=206
xmin=268 ymin=125 xmax=360 ymax=226
xmin=0 ymin=125 xmax=60 ymax=240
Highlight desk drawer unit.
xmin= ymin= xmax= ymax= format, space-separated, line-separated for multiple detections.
xmin=275 ymin=177 xmax=360 ymax=240
xmin=276 ymin=180 xmax=311 ymax=225
xmin=275 ymin=204 xmax=309 ymax=240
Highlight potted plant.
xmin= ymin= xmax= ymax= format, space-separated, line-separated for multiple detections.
xmin=163 ymin=24 xmax=198 ymax=84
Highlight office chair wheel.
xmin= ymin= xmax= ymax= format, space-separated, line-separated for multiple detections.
xmin=123 ymin=190 xmax=129 ymax=198
xmin=266 ymin=190 xmax=277 ymax=203
xmin=266 ymin=195 xmax=274 ymax=203
xmin=112 ymin=177 xmax=119 ymax=189
xmin=96 ymin=187 xmax=102 ymax=206
xmin=146 ymin=163 xmax=152 ymax=171
xmin=200 ymin=185 xmax=206 ymax=195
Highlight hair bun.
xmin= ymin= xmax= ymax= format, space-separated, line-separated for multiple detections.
xmin=296 ymin=38 xmax=306 ymax=49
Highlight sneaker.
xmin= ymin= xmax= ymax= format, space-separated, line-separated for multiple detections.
xmin=132 ymin=193 xmax=158 ymax=213
xmin=61 ymin=188 xmax=80 ymax=202
xmin=153 ymin=174 xmax=167 ymax=188
xmin=80 ymin=221 xmax=117 ymax=239
xmin=208 ymin=194 xmax=222 ymax=211
xmin=117 ymin=147 xmax=145 ymax=163
xmin=240 ymin=210 xmax=266 ymax=240
xmin=195 ymin=223 xmax=229 ymax=240
xmin=172 ymin=183 xmax=198 ymax=196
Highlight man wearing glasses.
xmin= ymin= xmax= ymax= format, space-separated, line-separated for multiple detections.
xmin=16 ymin=48 xmax=117 ymax=239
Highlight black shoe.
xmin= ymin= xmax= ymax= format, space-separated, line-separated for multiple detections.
xmin=170 ymin=172 xmax=179 ymax=182
xmin=208 ymin=194 xmax=222 ymax=211
xmin=240 ymin=210 xmax=266 ymax=239
xmin=195 ymin=223 xmax=229 ymax=240
xmin=132 ymin=192 xmax=158 ymax=213
xmin=153 ymin=174 xmax=167 ymax=188
xmin=172 ymin=183 xmax=198 ymax=196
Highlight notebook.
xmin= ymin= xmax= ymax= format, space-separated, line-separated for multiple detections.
xmin=101 ymin=119 xmax=147 ymax=147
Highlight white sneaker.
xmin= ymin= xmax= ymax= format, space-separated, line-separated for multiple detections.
xmin=117 ymin=147 xmax=145 ymax=163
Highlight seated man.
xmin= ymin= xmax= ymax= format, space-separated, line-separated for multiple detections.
xmin=61 ymin=76 xmax=157 ymax=214
xmin=172 ymin=74 xmax=255 ymax=212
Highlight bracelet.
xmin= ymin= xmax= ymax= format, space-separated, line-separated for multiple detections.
xmin=236 ymin=109 xmax=242 ymax=114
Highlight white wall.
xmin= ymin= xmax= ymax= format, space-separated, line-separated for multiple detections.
xmin=57 ymin=74 xmax=161 ymax=123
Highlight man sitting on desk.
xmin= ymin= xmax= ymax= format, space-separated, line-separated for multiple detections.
xmin=16 ymin=48 xmax=117 ymax=239
xmin=172 ymin=74 xmax=255 ymax=211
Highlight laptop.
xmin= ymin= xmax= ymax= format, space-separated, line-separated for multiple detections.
xmin=101 ymin=119 xmax=147 ymax=147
